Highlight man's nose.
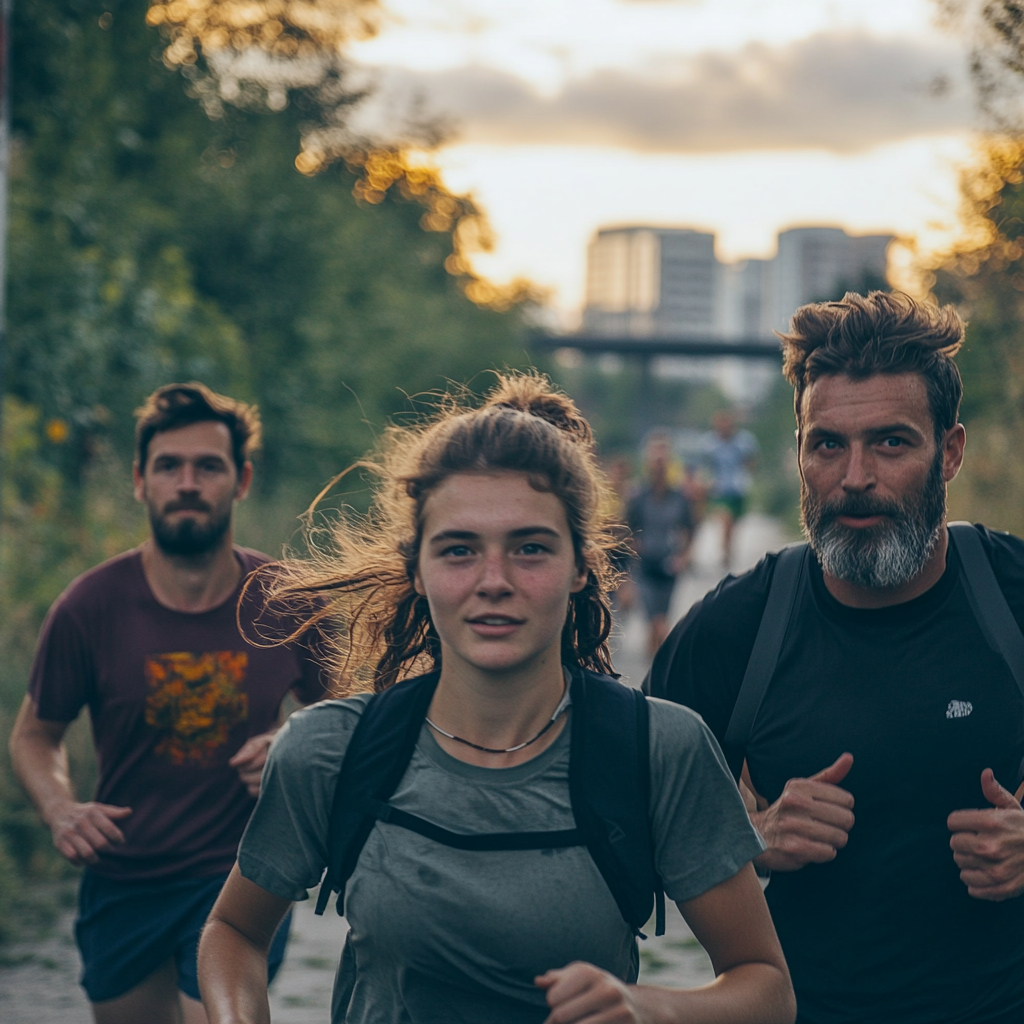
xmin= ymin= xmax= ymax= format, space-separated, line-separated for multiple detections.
xmin=841 ymin=445 xmax=875 ymax=492
xmin=177 ymin=464 xmax=201 ymax=491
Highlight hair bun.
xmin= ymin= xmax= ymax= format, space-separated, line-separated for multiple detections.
xmin=486 ymin=373 xmax=593 ymax=447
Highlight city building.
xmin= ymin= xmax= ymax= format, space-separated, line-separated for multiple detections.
xmin=582 ymin=223 xmax=893 ymax=341
xmin=583 ymin=227 xmax=718 ymax=338
xmin=579 ymin=223 xmax=893 ymax=402
xmin=769 ymin=227 xmax=892 ymax=333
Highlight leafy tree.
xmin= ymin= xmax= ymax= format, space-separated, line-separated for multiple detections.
xmin=937 ymin=1 xmax=1024 ymax=127
xmin=8 ymin=0 xmax=534 ymax=500
xmin=922 ymin=138 xmax=1024 ymax=531
xmin=0 ymin=0 xmax=538 ymax=912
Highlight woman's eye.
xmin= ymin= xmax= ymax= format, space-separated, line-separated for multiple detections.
xmin=518 ymin=542 xmax=548 ymax=555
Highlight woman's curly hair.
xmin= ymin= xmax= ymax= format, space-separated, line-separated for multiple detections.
xmin=247 ymin=372 xmax=623 ymax=695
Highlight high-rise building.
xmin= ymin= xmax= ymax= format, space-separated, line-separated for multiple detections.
xmin=582 ymin=224 xmax=892 ymax=342
xmin=583 ymin=226 xmax=717 ymax=337
xmin=769 ymin=227 xmax=892 ymax=333
xmin=580 ymin=223 xmax=893 ymax=402
xmin=717 ymin=259 xmax=771 ymax=339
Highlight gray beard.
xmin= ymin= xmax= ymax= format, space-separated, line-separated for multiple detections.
xmin=801 ymin=453 xmax=947 ymax=590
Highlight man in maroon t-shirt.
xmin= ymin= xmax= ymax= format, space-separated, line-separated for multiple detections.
xmin=10 ymin=383 xmax=326 ymax=1024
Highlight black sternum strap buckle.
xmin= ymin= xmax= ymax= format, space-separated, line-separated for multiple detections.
xmin=366 ymin=799 xmax=585 ymax=851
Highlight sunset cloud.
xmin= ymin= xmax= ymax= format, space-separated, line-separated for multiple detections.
xmin=355 ymin=32 xmax=972 ymax=152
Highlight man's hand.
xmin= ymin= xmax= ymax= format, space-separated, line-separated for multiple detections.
xmin=229 ymin=731 xmax=278 ymax=798
xmin=948 ymin=769 xmax=1024 ymax=901
xmin=48 ymin=801 xmax=131 ymax=866
xmin=750 ymin=753 xmax=855 ymax=872
xmin=536 ymin=962 xmax=640 ymax=1024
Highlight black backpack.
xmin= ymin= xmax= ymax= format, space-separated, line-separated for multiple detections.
xmin=721 ymin=522 xmax=1024 ymax=778
xmin=313 ymin=664 xmax=667 ymax=938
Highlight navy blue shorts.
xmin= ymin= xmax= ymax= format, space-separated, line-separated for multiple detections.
xmin=75 ymin=869 xmax=291 ymax=1003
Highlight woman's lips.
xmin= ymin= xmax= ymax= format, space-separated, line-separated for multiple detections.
xmin=466 ymin=616 xmax=525 ymax=638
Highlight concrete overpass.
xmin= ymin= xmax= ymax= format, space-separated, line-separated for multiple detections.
xmin=527 ymin=333 xmax=784 ymax=360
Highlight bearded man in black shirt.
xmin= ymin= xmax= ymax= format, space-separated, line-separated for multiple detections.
xmin=646 ymin=291 xmax=1024 ymax=1024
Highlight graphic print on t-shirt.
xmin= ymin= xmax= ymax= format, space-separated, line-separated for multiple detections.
xmin=144 ymin=651 xmax=249 ymax=765
xmin=946 ymin=699 xmax=974 ymax=718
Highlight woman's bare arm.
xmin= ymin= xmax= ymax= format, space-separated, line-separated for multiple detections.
xmin=537 ymin=864 xmax=795 ymax=1024
xmin=198 ymin=864 xmax=293 ymax=1024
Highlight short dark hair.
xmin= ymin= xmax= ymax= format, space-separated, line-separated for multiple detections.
xmin=780 ymin=291 xmax=965 ymax=441
xmin=135 ymin=383 xmax=262 ymax=473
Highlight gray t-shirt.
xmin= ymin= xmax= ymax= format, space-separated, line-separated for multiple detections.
xmin=239 ymin=693 xmax=764 ymax=1024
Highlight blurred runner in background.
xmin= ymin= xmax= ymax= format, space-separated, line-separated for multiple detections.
xmin=702 ymin=410 xmax=758 ymax=570
xmin=628 ymin=431 xmax=694 ymax=657
xmin=9 ymin=383 xmax=326 ymax=1024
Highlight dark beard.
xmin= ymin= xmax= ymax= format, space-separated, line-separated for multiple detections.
xmin=801 ymin=450 xmax=947 ymax=590
xmin=149 ymin=501 xmax=231 ymax=557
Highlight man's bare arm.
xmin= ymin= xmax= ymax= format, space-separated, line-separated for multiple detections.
xmin=9 ymin=695 xmax=131 ymax=865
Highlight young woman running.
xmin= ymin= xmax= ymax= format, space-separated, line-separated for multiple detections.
xmin=197 ymin=374 xmax=795 ymax=1024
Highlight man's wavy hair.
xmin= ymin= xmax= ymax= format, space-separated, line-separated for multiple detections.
xmin=135 ymin=382 xmax=261 ymax=473
xmin=780 ymin=291 xmax=965 ymax=441
xmin=249 ymin=373 xmax=623 ymax=696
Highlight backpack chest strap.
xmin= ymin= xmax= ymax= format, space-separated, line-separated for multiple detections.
xmin=366 ymin=797 xmax=585 ymax=851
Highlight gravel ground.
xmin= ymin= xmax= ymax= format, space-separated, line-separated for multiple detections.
xmin=0 ymin=515 xmax=787 ymax=1023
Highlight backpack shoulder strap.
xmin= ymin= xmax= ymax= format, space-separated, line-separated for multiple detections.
xmin=568 ymin=668 xmax=665 ymax=937
xmin=723 ymin=543 xmax=808 ymax=775
xmin=948 ymin=523 xmax=1024 ymax=701
xmin=314 ymin=671 xmax=440 ymax=916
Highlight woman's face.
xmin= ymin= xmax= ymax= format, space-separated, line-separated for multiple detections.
xmin=414 ymin=470 xmax=587 ymax=678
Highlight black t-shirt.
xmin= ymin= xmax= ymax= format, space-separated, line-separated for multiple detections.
xmin=645 ymin=524 xmax=1024 ymax=1024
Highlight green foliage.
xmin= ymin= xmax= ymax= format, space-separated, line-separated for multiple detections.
xmin=552 ymin=356 xmax=729 ymax=455
xmin=927 ymin=139 xmax=1024 ymax=532
xmin=0 ymin=399 xmax=132 ymax=930
xmin=1 ymin=0 xmax=533 ymax=931
xmin=8 ymin=0 xmax=531 ymax=497
xmin=747 ymin=376 xmax=801 ymax=535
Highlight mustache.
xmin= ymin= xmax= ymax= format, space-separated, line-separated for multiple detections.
xmin=162 ymin=498 xmax=212 ymax=514
xmin=814 ymin=493 xmax=906 ymax=521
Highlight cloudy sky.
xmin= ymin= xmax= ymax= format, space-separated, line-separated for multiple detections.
xmin=346 ymin=0 xmax=978 ymax=319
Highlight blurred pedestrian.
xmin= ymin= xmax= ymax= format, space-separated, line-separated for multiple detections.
xmin=628 ymin=431 xmax=694 ymax=657
xmin=701 ymin=410 xmax=758 ymax=570
xmin=9 ymin=383 xmax=326 ymax=1024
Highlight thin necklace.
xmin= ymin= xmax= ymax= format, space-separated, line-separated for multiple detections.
xmin=426 ymin=686 xmax=572 ymax=754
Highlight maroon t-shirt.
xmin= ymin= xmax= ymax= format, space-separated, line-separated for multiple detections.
xmin=29 ymin=547 xmax=327 ymax=881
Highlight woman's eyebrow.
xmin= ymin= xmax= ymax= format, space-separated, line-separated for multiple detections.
xmin=428 ymin=529 xmax=479 ymax=543
xmin=428 ymin=526 xmax=561 ymax=543
xmin=508 ymin=526 xmax=560 ymax=539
